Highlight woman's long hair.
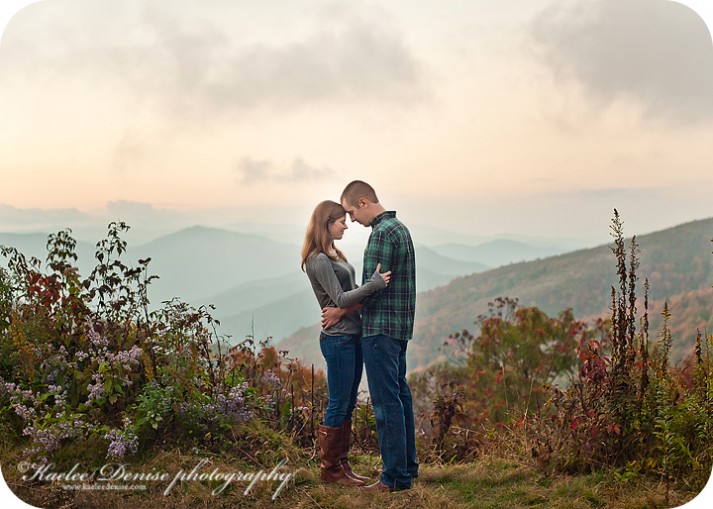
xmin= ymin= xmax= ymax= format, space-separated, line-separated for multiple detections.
xmin=301 ymin=200 xmax=348 ymax=271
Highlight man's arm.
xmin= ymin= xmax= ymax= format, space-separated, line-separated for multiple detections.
xmin=322 ymin=303 xmax=362 ymax=329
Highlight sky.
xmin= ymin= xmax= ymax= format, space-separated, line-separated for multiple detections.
xmin=1 ymin=0 xmax=713 ymax=246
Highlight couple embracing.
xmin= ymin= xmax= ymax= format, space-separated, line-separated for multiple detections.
xmin=300 ymin=180 xmax=418 ymax=492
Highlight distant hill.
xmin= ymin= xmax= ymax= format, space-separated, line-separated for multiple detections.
xmin=132 ymin=226 xmax=300 ymax=304
xmin=9 ymin=218 xmax=710 ymax=373
xmin=280 ymin=218 xmax=713 ymax=372
xmin=218 ymin=289 xmax=317 ymax=344
xmin=0 ymin=232 xmax=96 ymax=274
xmin=415 ymin=246 xmax=489 ymax=276
xmin=2 ymin=226 xmax=496 ymax=346
xmin=1 ymin=227 xmax=303 ymax=309
xmin=405 ymin=224 xmax=592 ymax=250
xmin=194 ymin=271 xmax=310 ymax=317
xmin=431 ymin=239 xmax=566 ymax=267
xmin=278 ymin=323 xmax=324 ymax=369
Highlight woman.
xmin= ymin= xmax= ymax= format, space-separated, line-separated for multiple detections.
xmin=301 ymin=200 xmax=390 ymax=486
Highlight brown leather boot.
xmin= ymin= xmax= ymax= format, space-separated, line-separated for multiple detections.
xmin=361 ymin=480 xmax=392 ymax=492
xmin=340 ymin=420 xmax=370 ymax=482
xmin=319 ymin=424 xmax=364 ymax=486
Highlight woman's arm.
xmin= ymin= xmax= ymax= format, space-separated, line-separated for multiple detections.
xmin=310 ymin=255 xmax=389 ymax=308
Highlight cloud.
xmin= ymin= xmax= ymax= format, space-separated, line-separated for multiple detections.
xmin=0 ymin=204 xmax=88 ymax=230
xmin=288 ymin=158 xmax=334 ymax=181
xmin=199 ymin=17 xmax=428 ymax=114
xmin=530 ymin=0 xmax=713 ymax=124
xmin=112 ymin=129 xmax=147 ymax=173
xmin=235 ymin=157 xmax=335 ymax=186
xmin=104 ymin=200 xmax=161 ymax=218
xmin=236 ymin=158 xmax=273 ymax=185
xmin=0 ymin=0 xmax=428 ymax=121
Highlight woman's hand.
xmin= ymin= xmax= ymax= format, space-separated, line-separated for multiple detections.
xmin=374 ymin=262 xmax=391 ymax=286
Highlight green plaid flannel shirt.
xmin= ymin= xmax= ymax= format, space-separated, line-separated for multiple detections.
xmin=361 ymin=211 xmax=416 ymax=340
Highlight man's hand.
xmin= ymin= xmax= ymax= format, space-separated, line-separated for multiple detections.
xmin=322 ymin=307 xmax=345 ymax=329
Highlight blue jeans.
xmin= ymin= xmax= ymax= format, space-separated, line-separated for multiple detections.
xmin=361 ymin=334 xmax=418 ymax=489
xmin=319 ymin=333 xmax=363 ymax=428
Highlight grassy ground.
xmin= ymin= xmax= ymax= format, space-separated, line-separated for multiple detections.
xmin=2 ymin=448 xmax=701 ymax=509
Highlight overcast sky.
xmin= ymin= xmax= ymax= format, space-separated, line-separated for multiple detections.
xmin=1 ymin=0 xmax=712 ymax=244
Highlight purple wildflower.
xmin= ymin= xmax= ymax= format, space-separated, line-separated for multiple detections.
xmin=86 ymin=374 xmax=105 ymax=403
xmin=262 ymin=370 xmax=281 ymax=388
xmin=104 ymin=421 xmax=138 ymax=459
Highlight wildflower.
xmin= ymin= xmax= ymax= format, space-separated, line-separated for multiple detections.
xmin=47 ymin=385 xmax=62 ymax=394
xmin=104 ymin=429 xmax=137 ymax=458
xmin=13 ymin=403 xmax=35 ymax=421
xmin=262 ymin=370 xmax=281 ymax=388
xmin=74 ymin=350 xmax=89 ymax=362
xmin=104 ymin=422 xmax=138 ymax=458
xmin=0 ymin=379 xmax=16 ymax=397
xmin=87 ymin=376 xmax=105 ymax=403
xmin=111 ymin=345 xmax=143 ymax=372
xmin=86 ymin=322 xmax=108 ymax=350
xmin=23 ymin=417 xmax=83 ymax=456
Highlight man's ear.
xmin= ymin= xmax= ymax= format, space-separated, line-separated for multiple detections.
xmin=359 ymin=197 xmax=369 ymax=208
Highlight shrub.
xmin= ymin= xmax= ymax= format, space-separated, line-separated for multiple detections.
xmin=0 ymin=224 xmax=274 ymax=463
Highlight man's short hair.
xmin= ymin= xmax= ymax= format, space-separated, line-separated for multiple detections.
xmin=341 ymin=180 xmax=379 ymax=207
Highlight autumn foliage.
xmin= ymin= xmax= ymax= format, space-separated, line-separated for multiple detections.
xmin=411 ymin=211 xmax=713 ymax=497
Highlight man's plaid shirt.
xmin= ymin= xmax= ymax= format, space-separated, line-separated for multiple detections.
xmin=361 ymin=211 xmax=416 ymax=340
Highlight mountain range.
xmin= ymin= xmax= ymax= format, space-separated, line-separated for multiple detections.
xmin=6 ymin=217 xmax=709 ymax=374
xmin=2 ymin=224 xmax=560 ymax=345
xmin=280 ymin=217 xmax=713 ymax=372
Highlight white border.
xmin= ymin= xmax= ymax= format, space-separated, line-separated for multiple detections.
xmin=1 ymin=1 xmax=712 ymax=508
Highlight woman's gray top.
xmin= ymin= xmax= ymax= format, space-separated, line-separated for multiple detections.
xmin=305 ymin=252 xmax=386 ymax=336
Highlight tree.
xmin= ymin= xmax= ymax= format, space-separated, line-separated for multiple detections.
xmin=460 ymin=297 xmax=585 ymax=425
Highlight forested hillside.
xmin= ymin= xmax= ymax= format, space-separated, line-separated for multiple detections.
xmin=282 ymin=217 xmax=713 ymax=371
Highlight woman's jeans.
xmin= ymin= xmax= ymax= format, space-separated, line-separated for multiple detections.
xmin=319 ymin=333 xmax=363 ymax=428
xmin=361 ymin=334 xmax=418 ymax=490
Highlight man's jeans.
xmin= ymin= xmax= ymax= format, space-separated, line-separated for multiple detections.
xmin=361 ymin=334 xmax=418 ymax=489
xmin=319 ymin=333 xmax=362 ymax=428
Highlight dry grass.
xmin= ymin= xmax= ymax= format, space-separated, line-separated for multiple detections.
xmin=2 ymin=449 xmax=701 ymax=509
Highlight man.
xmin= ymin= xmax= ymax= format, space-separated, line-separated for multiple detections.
xmin=322 ymin=180 xmax=418 ymax=492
